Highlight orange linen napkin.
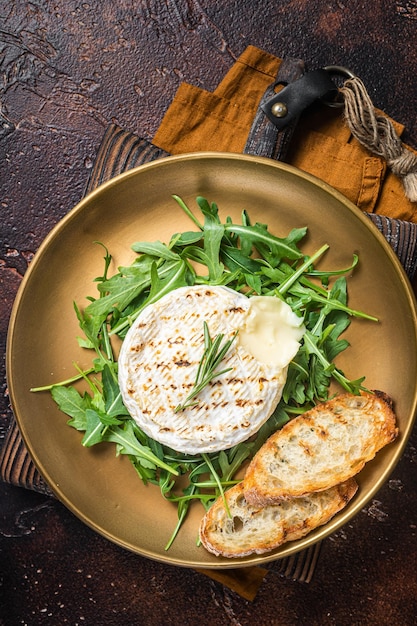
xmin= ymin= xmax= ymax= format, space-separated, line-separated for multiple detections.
xmin=153 ymin=45 xmax=417 ymax=223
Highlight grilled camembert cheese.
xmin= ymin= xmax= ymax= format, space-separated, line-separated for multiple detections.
xmin=118 ymin=285 xmax=304 ymax=454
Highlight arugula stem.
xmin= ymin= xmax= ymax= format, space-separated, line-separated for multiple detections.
xmin=107 ymin=427 xmax=179 ymax=475
xmin=303 ymin=331 xmax=365 ymax=393
xmin=278 ymin=244 xmax=329 ymax=295
xmin=101 ymin=322 xmax=114 ymax=363
xmin=30 ymin=367 xmax=96 ymax=392
xmin=172 ymin=195 xmax=204 ymax=230
xmin=82 ymin=422 xmax=104 ymax=447
xmin=224 ymin=223 xmax=303 ymax=260
xmin=295 ymin=288 xmax=379 ymax=321
xmin=163 ymin=492 xmax=215 ymax=504
xmin=202 ymin=453 xmax=231 ymax=518
xmin=93 ymin=242 xmax=112 ymax=281
xmin=309 ymin=253 xmax=359 ymax=277
xmin=73 ymin=362 xmax=102 ymax=396
xmin=164 ymin=491 xmax=195 ymax=551
xmin=191 ymin=479 xmax=239 ymax=488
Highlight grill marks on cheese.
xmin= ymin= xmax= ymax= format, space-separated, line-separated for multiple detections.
xmin=118 ymin=286 xmax=296 ymax=454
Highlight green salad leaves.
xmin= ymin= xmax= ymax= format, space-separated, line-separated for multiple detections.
xmin=32 ymin=195 xmax=377 ymax=549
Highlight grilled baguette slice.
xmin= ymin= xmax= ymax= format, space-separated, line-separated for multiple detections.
xmin=199 ymin=479 xmax=358 ymax=558
xmin=244 ymin=391 xmax=398 ymax=506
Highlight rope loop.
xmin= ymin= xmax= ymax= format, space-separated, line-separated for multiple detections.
xmin=340 ymin=76 xmax=417 ymax=202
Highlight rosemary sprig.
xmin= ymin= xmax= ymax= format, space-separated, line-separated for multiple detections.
xmin=174 ymin=321 xmax=238 ymax=413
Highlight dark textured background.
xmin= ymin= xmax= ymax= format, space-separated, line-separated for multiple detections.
xmin=1 ymin=2 xmax=417 ymax=624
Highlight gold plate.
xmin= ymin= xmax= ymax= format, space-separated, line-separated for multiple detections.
xmin=7 ymin=153 xmax=417 ymax=568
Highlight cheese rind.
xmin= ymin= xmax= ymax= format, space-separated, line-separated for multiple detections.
xmin=118 ymin=286 xmax=302 ymax=454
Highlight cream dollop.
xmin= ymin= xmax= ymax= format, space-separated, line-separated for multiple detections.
xmin=238 ymin=296 xmax=305 ymax=369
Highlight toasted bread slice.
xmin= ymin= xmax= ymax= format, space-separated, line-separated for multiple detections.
xmin=199 ymin=479 xmax=358 ymax=558
xmin=244 ymin=391 xmax=398 ymax=506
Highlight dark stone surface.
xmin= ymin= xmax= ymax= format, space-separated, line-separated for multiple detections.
xmin=1 ymin=2 xmax=417 ymax=624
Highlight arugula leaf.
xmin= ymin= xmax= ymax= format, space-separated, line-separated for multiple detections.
xmin=51 ymin=385 xmax=89 ymax=430
xmin=197 ymin=197 xmax=225 ymax=282
xmin=171 ymin=231 xmax=203 ymax=247
xmin=102 ymin=364 xmax=130 ymax=418
xmin=82 ymin=409 xmax=108 ymax=446
xmin=103 ymin=421 xmax=179 ymax=475
xmin=217 ymin=446 xmax=252 ymax=482
xmin=179 ymin=246 xmax=224 ymax=283
xmin=244 ymin=272 xmax=262 ymax=294
xmin=303 ymin=330 xmax=366 ymax=394
xmin=220 ymin=244 xmax=261 ymax=274
xmin=110 ymin=259 xmax=191 ymax=335
xmin=131 ymin=241 xmax=181 ymax=261
xmin=224 ymin=222 xmax=304 ymax=262
xmin=86 ymin=254 xmax=189 ymax=320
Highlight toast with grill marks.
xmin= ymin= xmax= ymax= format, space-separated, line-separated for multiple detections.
xmin=244 ymin=391 xmax=398 ymax=506
xmin=199 ymin=479 xmax=358 ymax=558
